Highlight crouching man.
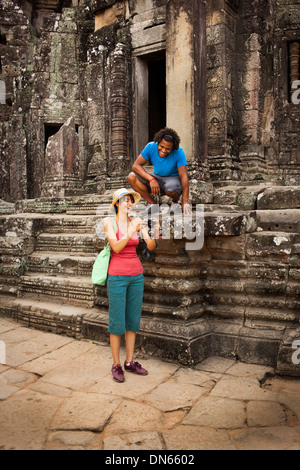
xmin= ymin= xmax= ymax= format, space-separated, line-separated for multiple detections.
xmin=128 ymin=127 xmax=191 ymax=214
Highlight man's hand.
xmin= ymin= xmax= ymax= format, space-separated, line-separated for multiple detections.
xmin=183 ymin=202 xmax=192 ymax=215
xmin=150 ymin=179 xmax=161 ymax=196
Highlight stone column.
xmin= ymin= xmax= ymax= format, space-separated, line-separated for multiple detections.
xmin=166 ymin=0 xmax=211 ymax=202
xmin=107 ymin=42 xmax=131 ymax=179
xmin=85 ymin=44 xmax=108 ymax=194
xmin=235 ymin=0 xmax=271 ymax=181
xmin=206 ymin=0 xmax=239 ymax=181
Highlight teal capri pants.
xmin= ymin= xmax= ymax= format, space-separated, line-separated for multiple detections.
xmin=107 ymin=274 xmax=144 ymax=335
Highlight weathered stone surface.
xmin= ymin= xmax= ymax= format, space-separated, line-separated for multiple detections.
xmin=103 ymin=432 xmax=164 ymax=451
xmin=51 ymin=391 xmax=121 ymax=432
xmin=104 ymin=400 xmax=163 ymax=434
xmin=0 ymin=390 xmax=63 ymax=450
xmin=0 ymin=319 xmax=299 ymax=450
xmin=183 ymin=396 xmax=246 ymax=429
xmin=211 ymin=376 xmax=278 ymax=401
xmin=257 ymin=187 xmax=300 ymax=210
xmin=145 ymin=382 xmax=207 ymax=412
xmin=246 ymin=401 xmax=286 ymax=427
xmin=47 ymin=430 xmax=100 ymax=450
xmin=231 ymin=426 xmax=300 ymax=451
xmin=163 ymin=426 xmax=237 ymax=450
xmin=42 ymin=117 xmax=81 ymax=198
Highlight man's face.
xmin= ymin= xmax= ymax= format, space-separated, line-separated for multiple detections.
xmin=157 ymin=139 xmax=173 ymax=158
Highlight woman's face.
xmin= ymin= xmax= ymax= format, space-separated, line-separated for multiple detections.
xmin=116 ymin=195 xmax=134 ymax=214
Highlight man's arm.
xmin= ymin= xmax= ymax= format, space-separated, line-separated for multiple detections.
xmin=178 ymin=165 xmax=191 ymax=214
xmin=132 ymin=155 xmax=153 ymax=182
xmin=132 ymin=155 xmax=161 ymax=196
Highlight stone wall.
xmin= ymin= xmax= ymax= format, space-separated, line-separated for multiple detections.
xmin=1 ymin=0 xmax=299 ymax=201
xmin=0 ymin=185 xmax=299 ymax=375
xmin=207 ymin=0 xmax=300 ymax=183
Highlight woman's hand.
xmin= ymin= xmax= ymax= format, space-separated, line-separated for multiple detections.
xmin=129 ymin=218 xmax=147 ymax=236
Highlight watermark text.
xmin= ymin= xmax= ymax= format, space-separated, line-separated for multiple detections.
xmin=292 ymin=340 xmax=300 ymax=365
xmin=0 ymin=340 xmax=6 ymax=365
xmin=96 ymin=204 xmax=205 ymax=251
xmin=291 ymin=80 xmax=300 ymax=105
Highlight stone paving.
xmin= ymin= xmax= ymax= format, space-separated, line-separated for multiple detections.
xmin=0 ymin=317 xmax=299 ymax=451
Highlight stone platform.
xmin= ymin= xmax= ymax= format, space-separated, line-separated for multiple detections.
xmin=0 ymin=183 xmax=299 ymax=376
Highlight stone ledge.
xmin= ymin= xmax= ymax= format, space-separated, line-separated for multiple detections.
xmin=1 ymin=295 xmax=299 ymax=375
xmin=257 ymin=187 xmax=300 ymax=210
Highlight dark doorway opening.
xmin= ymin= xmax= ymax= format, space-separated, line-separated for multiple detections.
xmin=0 ymin=33 xmax=7 ymax=45
xmin=148 ymin=52 xmax=166 ymax=141
xmin=44 ymin=124 xmax=62 ymax=149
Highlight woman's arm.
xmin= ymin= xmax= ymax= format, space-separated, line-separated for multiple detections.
xmin=102 ymin=218 xmax=134 ymax=254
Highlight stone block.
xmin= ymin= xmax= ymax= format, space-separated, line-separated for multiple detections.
xmin=213 ymin=186 xmax=240 ymax=205
xmin=256 ymin=209 xmax=300 ymax=233
xmin=246 ymin=232 xmax=294 ymax=262
xmin=207 ymin=235 xmax=246 ymax=260
xmin=205 ymin=212 xmax=255 ymax=236
xmin=257 ymin=187 xmax=300 ymax=210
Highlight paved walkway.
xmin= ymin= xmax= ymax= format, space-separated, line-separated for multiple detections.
xmin=0 ymin=317 xmax=299 ymax=451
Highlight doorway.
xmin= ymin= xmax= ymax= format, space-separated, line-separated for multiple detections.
xmin=133 ymin=50 xmax=166 ymax=158
xmin=148 ymin=54 xmax=166 ymax=141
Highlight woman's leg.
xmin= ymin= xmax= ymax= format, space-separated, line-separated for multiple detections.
xmin=125 ymin=330 xmax=136 ymax=364
xmin=125 ymin=274 xmax=144 ymax=363
xmin=110 ymin=334 xmax=122 ymax=367
xmin=107 ymin=275 xmax=127 ymax=367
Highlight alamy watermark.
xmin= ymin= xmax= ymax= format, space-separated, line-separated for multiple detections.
xmin=0 ymin=340 xmax=6 ymax=365
xmin=0 ymin=80 xmax=6 ymax=105
xmin=292 ymin=340 xmax=300 ymax=365
xmin=291 ymin=80 xmax=300 ymax=105
xmin=96 ymin=203 xmax=205 ymax=251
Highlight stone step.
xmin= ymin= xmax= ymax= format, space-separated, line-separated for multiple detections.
xmin=257 ymin=187 xmax=300 ymax=210
xmin=0 ymin=276 xmax=19 ymax=296
xmin=42 ymin=215 xmax=99 ymax=234
xmin=35 ymin=233 xmax=98 ymax=253
xmin=0 ymin=295 xmax=94 ymax=338
xmin=65 ymin=195 xmax=114 ymax=215
xmin=256 ymin=209 xmax=300 ymax=233
xmin=15 ymin=194 xmax=113 ymax=215
xmin=18 ymin=274 xmax=95 ymax=307
xmin=27 ymin=252 xmax=97 ymax=276
xmin=0 ymin=200 xmax=15 ymax=215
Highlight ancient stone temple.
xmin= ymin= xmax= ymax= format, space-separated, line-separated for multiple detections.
xmin=0 ymin=0 xmax=299 ymax=375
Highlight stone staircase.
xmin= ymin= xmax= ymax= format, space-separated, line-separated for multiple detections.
xmin=0 ymin=184 xmax=299 ymax=375
xmin=20 ymin=214 xmax=102 ymax=308
xmin=0 ymin=195 xmax=112 ymax=337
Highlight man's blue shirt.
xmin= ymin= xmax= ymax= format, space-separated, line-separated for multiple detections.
xmin=141 ymin=142 xmax=187 ymax=177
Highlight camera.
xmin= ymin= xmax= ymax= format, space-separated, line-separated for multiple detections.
xmin=147 ymin=218 xmax=156 ymax=229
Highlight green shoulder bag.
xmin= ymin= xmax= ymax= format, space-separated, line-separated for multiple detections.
xmin=92 ymin=218 xmax=117 ymax=286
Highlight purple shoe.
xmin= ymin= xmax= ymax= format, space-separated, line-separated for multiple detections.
xmin=124 ymin=361 xmax=148 ymax=376
xmin=112 ymin=364 xmax=125 ymax=382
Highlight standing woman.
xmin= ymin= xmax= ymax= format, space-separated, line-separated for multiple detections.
xmin=102 ymin=188 xmax=159 ymax=383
